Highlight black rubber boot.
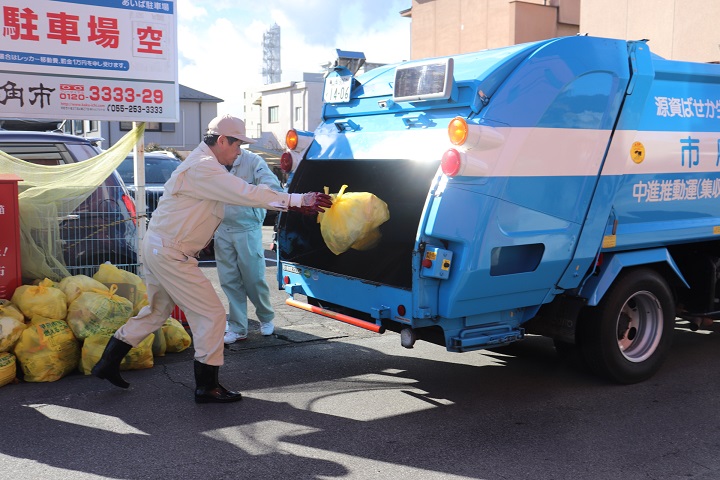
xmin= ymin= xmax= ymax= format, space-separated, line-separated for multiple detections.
xmin=91 ymin=337 xmax=133 ymax=388
xmin=194 ymin=360 xmax=243 ymax=404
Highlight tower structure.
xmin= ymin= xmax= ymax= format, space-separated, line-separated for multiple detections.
xmin=261 ymin=23 xmax=282 ymax=84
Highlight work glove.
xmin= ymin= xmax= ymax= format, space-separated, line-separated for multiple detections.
xmin=289 ymin=192 xmax=333 ymax=215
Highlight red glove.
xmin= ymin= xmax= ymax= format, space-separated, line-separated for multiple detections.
xmin=289 ymin=192 xmax=333 ymax=215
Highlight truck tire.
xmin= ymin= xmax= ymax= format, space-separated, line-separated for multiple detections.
xmin=578 ymin=268 xmax=674 ymax=384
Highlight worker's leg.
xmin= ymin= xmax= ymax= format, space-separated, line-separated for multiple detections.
xmin=114 ymin=239 xmax=177 ymax=346
xmin=215 ymin=230 xmax=249 ymax=337
xmin=237 ymin=228 xmax=275 ymax=325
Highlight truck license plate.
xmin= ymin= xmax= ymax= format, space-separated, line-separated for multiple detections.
xmin=323 ymin=75 xmax=352 ymax=103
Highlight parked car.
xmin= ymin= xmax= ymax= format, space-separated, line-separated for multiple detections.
xmin=116 ymin=151 xmax=181 ymax=216
xmin=0 ymin=131 xmax=139 ymax=276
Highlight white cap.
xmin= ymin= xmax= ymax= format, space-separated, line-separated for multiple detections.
xmin=206 ymin=114 xmax=256 ymax=144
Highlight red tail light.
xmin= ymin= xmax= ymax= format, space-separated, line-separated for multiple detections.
xmin=441 ymin=149 xmax=462 ymax=177
xmin=596 ymin=253 xmax=604 ymax=267
xmin=280 ymin=152 xmax=293 ymax=173
xmin=122 ymin=193 xmax=137 ymax=226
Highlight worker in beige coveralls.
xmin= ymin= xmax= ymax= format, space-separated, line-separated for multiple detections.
xmin=92 ymin=114 xmax=332 ymax=404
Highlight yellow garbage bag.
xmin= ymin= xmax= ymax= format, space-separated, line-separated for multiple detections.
xmin=319 ymin=185 xmax=390 ymax=255
xmin=13 ymin=315 xmax=80 ymax=382
xmin=66 ymin=285 xmax=133 ymax=341
xmin=79 ymin=333 xmax=154 ymax=375
xmin=11 ymin=279 xmax=68 ymax=321
xmin=0 ymin=352 xmax=16 ymax=387
xmin=0 ymin=299 xmax=24 ymax=323
xmin=162 ymin=317 xmax=191 ymax=353
xmin=58 ymin=274 xmax=109 ymax=305
xmin=0 ymin=315 xmax=27 ymax=353
xmin=93 ymin=263 xmax=148 ymax=315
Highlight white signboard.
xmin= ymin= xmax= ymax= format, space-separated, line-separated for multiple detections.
xmin=0 ymin=0 xmax=178 ymax=122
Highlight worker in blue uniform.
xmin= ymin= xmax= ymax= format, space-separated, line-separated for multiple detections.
xmin=215 ymin=134 xmax=283 ymax=344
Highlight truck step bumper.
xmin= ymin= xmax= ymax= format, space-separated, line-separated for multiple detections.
xmin=450 ymin=327 xmax=525 ymax=352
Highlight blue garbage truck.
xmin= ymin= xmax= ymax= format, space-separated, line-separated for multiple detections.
xmin=276 ymin=35 xmax=720 ymax=384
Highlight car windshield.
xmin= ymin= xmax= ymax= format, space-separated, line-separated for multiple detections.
xmin=118 ymin=154 xmax=180 ymax=185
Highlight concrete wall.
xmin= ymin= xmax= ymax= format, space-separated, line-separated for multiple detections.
xmin=580 ymin=0 xmax=720 ymax=62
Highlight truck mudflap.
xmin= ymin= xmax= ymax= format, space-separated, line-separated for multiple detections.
xmin=285 ymin=298 xmax=386 ymax=334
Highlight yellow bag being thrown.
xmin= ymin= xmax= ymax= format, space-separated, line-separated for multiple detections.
xmin=319 ymin=185 xmax=390 ymax=255
xmin=66 ymin=285 xmax=133 ymax=341
xmin=13 ymin=315 xmax=80 ymax=382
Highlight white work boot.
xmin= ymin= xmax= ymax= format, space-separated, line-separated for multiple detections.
xmin=260 ymin=321 xmax=275 ymax=336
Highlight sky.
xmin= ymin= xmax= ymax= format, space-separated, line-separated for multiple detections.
xmin=177 ymin=0 xmax=412 ymax=118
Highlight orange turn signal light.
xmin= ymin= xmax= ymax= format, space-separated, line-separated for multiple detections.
xmin=448 ymin=117 xmax=468 ymax=146
xmin=286 ymin=129 xmax=299 ymax=150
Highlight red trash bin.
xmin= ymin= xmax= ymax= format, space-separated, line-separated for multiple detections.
xmin=0 ymin=174 xmax=22 ymax=300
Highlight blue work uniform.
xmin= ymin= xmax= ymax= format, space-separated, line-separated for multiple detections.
xmin=214 ymin=149 xmax=283 ymax=337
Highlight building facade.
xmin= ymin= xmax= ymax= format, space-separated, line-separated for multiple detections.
xmin=403 ymin=0 xmax=719 ymax=64
xmin=244 ymin=73 xmax=325 ymax=163
xmin=580 ymin=0 xmax=720 ymax=63
xmin=403 ymin=0 xmax=580 ymax=59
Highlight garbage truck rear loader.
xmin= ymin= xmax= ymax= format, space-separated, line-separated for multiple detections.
xmin=276 ymin=36 xmax=720 ymax=384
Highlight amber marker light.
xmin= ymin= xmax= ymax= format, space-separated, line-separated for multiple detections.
xmin=286 ymin=129 xmax=299 ymax=150
xmin=448 ymin=116 xmax=468 ymax=145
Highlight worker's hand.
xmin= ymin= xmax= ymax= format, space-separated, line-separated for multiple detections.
xmin=295 ymin=192 xmax=332 ymax=214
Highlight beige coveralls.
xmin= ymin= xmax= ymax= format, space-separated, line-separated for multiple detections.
xmin=114 ymin=142 xmax=300 ymax=365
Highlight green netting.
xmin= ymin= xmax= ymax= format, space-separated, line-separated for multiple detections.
xmin=0 ymin=124 xmax=145 ymax=282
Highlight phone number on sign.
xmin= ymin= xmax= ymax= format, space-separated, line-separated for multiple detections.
xmin=87 ymin=86 xmax=164 ymax=103
xmin=107 ymin=104 xmax=164 ymax=114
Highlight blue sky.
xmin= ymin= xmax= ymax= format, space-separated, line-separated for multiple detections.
xmin=177 ymin=0 xmax=411 ymax=117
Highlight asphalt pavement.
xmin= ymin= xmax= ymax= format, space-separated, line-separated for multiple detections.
xmin=4 ymin=227 xmax=720 ymax=479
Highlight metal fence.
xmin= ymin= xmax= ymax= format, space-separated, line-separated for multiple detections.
xmin=44 ymin=186 xmax=216 ymax=280
xmin=35 ymin=185 xmax=141 ymax=279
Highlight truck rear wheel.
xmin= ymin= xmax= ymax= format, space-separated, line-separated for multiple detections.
xmin=578 ymin=269 xmax=674 ymax=384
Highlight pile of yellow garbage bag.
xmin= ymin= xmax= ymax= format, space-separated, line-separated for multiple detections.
xmin=0 ymin=263 xmax=191 ymax=387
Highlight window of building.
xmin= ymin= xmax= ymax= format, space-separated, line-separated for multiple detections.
xmin=120 ymin=122 xmax=162 ymax=131
xmin=295 ymin=106 xmax=302 ymax=122
xmin=268 ymin=106 xmax=279 ymax=123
